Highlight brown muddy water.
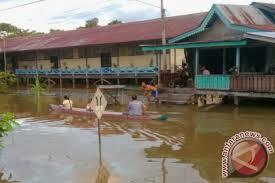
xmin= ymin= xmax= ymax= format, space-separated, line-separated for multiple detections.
xmin=0 ymin=93 xmax=275 ymax=183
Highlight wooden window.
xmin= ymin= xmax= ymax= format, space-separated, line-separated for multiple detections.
xmin=119 ymin=47 xmax=128 ymax=56
xmin=62 ymin=48 xmax=73 ymax=59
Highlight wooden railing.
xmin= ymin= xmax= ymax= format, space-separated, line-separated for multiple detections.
xmin=195 ymin=75 xmax=231 ymax=90
xmin=231 ymin=75 xmax=275 ymax=93
xmin=195 ymin=74 xmax=275 ymax=93
xmin=15 ymin=67 xmax=158 ymax=76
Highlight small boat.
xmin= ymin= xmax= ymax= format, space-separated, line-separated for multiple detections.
xmin=49 ymin=104 xmax=168 ymax=121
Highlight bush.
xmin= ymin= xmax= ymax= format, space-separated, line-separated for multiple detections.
xmin=0 ymin=112 xmax=18 ymax=148
xmin=0 ymin=72 xmax=16 ymax=93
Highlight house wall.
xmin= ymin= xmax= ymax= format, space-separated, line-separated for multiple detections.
xmin=188 ymin=18 xmax=242 ymax=42
xmin=15 ymin=44 xmax=184 ymax=70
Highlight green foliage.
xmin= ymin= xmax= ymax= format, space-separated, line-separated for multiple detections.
xmin=0 ymin=112 xmax=17 ymax=138
xmin=30 ymin=77 xmax=45 ymax=97
xmin=49 ymin=29 xmax=64 ymax=33
xmin=0 ymin=112 xmax=18 ymax=148
xmin=86 ymin=17 xmax=99 ymax=28
xmin=108 ymin=20 xmax=122 ymax=25
xmin=0 ymin=72 xmax=16 ymax=94
xmin=0 ymin=23 xmax=42 ymax=37
xmin=78 ymin=17 xmax=99 ymax=29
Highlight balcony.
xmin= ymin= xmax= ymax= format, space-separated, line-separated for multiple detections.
xmin=15 ymin=67 xmax=158 ymax=78
xmin=195 ymin=74 xmax=275 ymax=93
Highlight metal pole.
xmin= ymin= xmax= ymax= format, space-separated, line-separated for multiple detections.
xmin=161 ymin=0 xmax=167 ymax=77
xmin=157 ymin=52 xmax=161 ymax=85
xmin=97 ymin=118 xmax=102 ymax=165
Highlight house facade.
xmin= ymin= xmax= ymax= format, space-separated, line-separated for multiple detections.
xmin=0 ymin=13 xmax=206 ymax=86
xmin=143 ymin=2 xmax=275 ymax=103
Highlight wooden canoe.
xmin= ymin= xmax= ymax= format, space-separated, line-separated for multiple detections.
xmin=49 ymin=104 xmax=167 ymax=121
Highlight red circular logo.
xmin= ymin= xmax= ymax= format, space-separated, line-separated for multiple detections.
xmin=230 ymin=140 xmax=268 ymax=177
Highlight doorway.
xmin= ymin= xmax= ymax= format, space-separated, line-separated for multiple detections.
xmin=100 ymin=53 xmax=112 ymax=67
xmin=50 ymin=56 xmax=59 ymax=69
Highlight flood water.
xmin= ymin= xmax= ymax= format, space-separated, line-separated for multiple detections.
xmin=0 ymin=93 xmax=275 ymax=183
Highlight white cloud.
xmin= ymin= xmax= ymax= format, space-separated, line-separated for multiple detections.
xmin=0 ymin=0 xmax=273 ymax=32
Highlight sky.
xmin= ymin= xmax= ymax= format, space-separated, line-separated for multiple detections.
xmin=0 ymin=0 xmax=274 ymax=32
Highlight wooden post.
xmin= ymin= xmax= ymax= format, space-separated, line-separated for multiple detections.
xmin=157 ymin=51 xmax=161 ymax=85
xmin=222 ymin=48 xmax=226 ymax=74
xmin=234 ymin=96 xmax=239 ymax=106
xmin=16 ymin=78 xmax=19 ymax=90
xmin=59 ymin=78 xmax=62 ymax=90
xmin=236 ymin=47 xmax=240 ymax=72
xmin=72 ymin=78 xmax=75 ymax=89
xmin=85 ymin=47 xmax=88 ymax=68
xmin=117 ymin=46 xmax=120 ymax=67
xmin=47 ymin=78 xmax=50 ymax=86
xmin=86 ymin=78 xmax=89 ymax=89
xmin=173 ymin=49 xmax=176 ymax=73
xmin=195 ymin=49 xmax=199 ymax=75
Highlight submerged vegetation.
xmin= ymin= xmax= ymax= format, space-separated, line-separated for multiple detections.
xmin=0 ymin=112 xmax=17 ymax=148
xmin=0 ymin=72 xmax=16 ymax=94
xmin=30 ymin=77 xmax=45 ymax=97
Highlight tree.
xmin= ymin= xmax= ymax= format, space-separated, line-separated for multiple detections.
xmin=108 ymin=20 xmax=122 ymax=25
xmin=0 ymin=23 xmax=42 ymax=37
xmin=85 ymin=17 xmax=99 ymax=28
xmin=49 ymin=29 xmax=64 ymax=33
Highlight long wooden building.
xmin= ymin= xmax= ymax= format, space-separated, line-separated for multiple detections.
xmin=0 ymin=13 xmax=206 ymax=87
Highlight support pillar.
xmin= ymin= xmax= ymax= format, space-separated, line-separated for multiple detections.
xmin=117 ymin=78 xmax=120 ymax=85
xmin=59 ymin=78 xmax=62 ymax=90
xmin=135 ymin=78 xmax=138 ymax=85
xmin=86 ymin=78 xmax=89 ymax=89
xmin=236 ymin=47 xmax=240 ymax=72
xmin=234 ymin=96 xmax=239 ymax=106
xmin=157 ymin=51 xmax=161 ymax=86
xmin=195 ymin=49 xmax=199 ymax=75
xmin=72 ymin=78 xmax=75 ymax=89
xmin=16 ymin=78 xmax=19 ymax=90
xmin=222 ymin=48 xmax=227 ymax=74
xmin=173 ymin=49 xmax=176 ymax=73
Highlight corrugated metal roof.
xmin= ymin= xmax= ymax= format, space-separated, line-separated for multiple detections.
xmin=244 ymin=31 xmax=275 ymax=43
xmin=246 ymin=24 xmax=275 ymax=31
xmin=0 ymin=13 xmax=206 ymax=53
xmin=254 ymin=2 xmax=275 ymax=10
xmin=216 ymin=4 xmax=271 ymax=25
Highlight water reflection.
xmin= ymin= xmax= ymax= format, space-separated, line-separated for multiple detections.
xmin=0 ymin=94 xmax=275 ymax=182
xmin=0 ymin=172 xmax=17 ymax=183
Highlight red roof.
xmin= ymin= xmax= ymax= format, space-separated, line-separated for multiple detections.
xmin=0 ymin=13 xmax=206 ymax=53
xmin=216 ymin=4 xmax=272 ymax=25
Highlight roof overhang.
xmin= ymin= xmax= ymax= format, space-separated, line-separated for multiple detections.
xmin=142 ymin=40 xmax=248 ymax=51
xmin=244 ymin=32 xmax=275 ymax=43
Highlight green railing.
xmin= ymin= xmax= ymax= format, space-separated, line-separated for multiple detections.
xmin=195 ymin=75 xmax=231 ymax=90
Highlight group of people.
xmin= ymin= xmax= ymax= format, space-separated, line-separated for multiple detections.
xmin=61 ymin=81 xmax=160 ymax=117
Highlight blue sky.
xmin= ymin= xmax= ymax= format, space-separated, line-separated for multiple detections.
xmin=0 ymin=0 xmax=274 ymax=32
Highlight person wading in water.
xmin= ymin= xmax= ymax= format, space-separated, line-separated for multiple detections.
xmin=62 ymin=95 xmax=73 ymax=110
xmin=128 ymin=94 xmax=146 ymax=116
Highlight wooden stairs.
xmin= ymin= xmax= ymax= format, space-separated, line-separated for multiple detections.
xmin=159 ymin=87 xmax=195 ymax=105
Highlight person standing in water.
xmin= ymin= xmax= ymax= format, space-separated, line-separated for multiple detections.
xmin=128 ymin=94 xmax=146 ymax=116
xmin=62 ymin=95 xmax=73 ymax=110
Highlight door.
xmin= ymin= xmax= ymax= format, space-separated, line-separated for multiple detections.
xmin=100 ymin=53 xmax=112 ymax=67
xmin=50 ymin=56 xmax=59 ymax=69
